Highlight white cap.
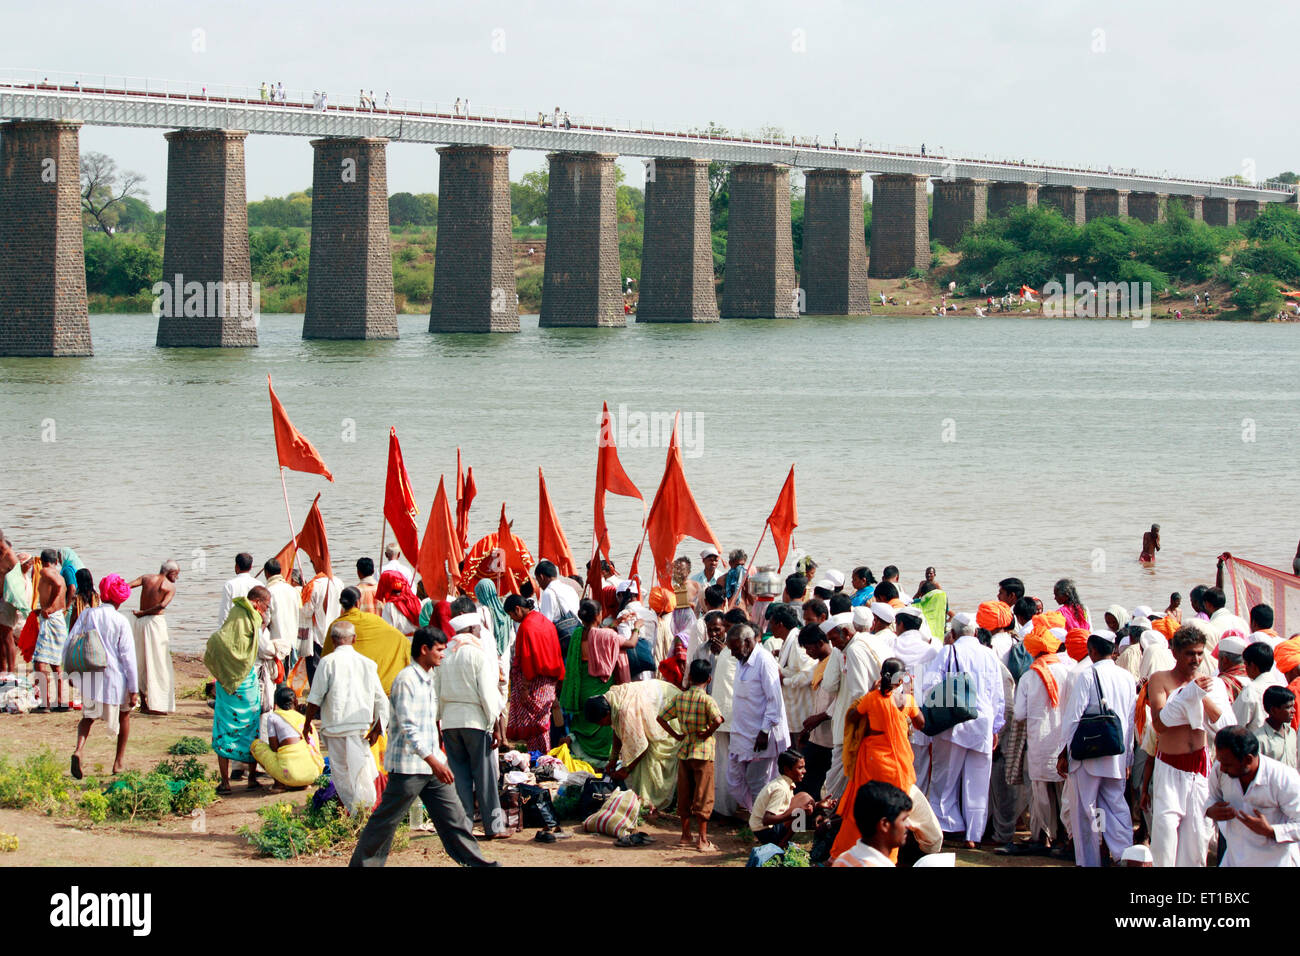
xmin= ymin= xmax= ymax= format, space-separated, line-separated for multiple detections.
xmin=448 ymin=612 xmax=480 ymax=633
xmin=1217 ymin=635 xmax=1247 ymax=656
xmin=1131 ymin=616 xmax=1152 ymax=630
xmin=824 ymin=569 xmax=845 ymax=589
xmin=1132 ymin=605 xmax=1154 ymax=620
xmin=951 ymin=611 xmax=974 ymax=629
xmin=700 ymin=547 xmax=720 ymax=560
xmin=820 ymin=612 xmax=854 ymax=635
xmin=1120 ymin=844 xmax=1154 ymax=864
xmin=895 ymin=605 xmax=924 ymax=625
xmin=871 ymin=603 xmax=897 ymax=625
xmin=852 ymin=606 xmax=874 ymax=630
xmin=913 ymin=852 xmax=957 ymax=868
xmin=814 ymin=578 xmax=837 ymax=592
xmin=615 ymin=579 xmax=639 ymax=595
xmin=1090 ymin=628 xmax=1117 ymax=643
xmin=1139 ymin=629 xmax=1164 ymax=650
xmin=1048 ymin=627 xmax=1067 ymax=641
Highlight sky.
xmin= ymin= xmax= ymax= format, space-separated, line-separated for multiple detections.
xmin=3 ymin=0 xmax=1295 ymax=204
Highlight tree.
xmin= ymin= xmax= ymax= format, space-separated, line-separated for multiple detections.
xmin=388 ymin=192 xmax=437 ymax=227
xmin=1231 ymin=273 xmax=1283 ymax=317
xmin=512 ymin=170 xmax=549 ymax=226
xmin=1272 ymin=171 xmax=1298 ymax=184
xmin=81 ymin=151 xmax=147 ymax=235
xmin=692 ymin=122 xmax=732 ymax=229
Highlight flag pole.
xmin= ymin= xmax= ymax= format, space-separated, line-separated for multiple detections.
xmin=378 ymin=517 xmax=387 ymax=577
xmin=278 ymin=467 xmax=306 ymax=583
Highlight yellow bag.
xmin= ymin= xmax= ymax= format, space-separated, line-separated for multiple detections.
xmin=547 ymin=742 xmax=598 ymax=777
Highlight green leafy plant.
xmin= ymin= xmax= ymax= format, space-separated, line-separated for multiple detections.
xmin=79 ymin=790 xmax=109 ymax=824
xmin=104 ymin=772 xmax=175 ymax=822
xmin=243 ymin=794 xmax=381 ymax=859
xmin=152 ymin=757 xmax=210 ymax=782
xmin=172 ymin=777 xmax=219 ymax=816
xmin=0 ymin=749 xmax=79 ymax=813
xmin=0 ymin=832 xmax=17 ymax=853
xmin=166 ymin=737 xmax=211 ymax=756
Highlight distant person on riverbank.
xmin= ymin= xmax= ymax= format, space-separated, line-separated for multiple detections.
xmin=219 ymin=553 xmax=258 ymax=627
xmin=127 ymin=560 xmax=179 ymax=715
xmin=0 ymin=533 xmax=21 ymax=680
xmin=206 ymin=586 xmax=272 ymax=793
xmin=1141 ymin=524 xmax=1161 ymax=563
xmin=68 ymin=573 xmax=139 ymax=779
xmin=32 ymin=549 xmax=69 ymax=711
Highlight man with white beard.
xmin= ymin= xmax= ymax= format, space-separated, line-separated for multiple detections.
xmin=893 ymin=606 xmax=938 ymax=788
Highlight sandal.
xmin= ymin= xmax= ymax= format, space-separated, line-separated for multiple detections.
xmin=697 ymin=840 xmax=718 ymax=852
xmin=216 ymin=783 xmax=233 ymax=795
xmin=70 ymin=754 xmax=82 ymax=780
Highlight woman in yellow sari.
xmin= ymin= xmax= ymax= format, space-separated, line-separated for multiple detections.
xmin=251 ymin=686 xmax=325 ymax=788
xmin=586 ymin=679 xmax=683 ymax=812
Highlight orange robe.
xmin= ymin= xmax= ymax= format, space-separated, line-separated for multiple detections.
xmin=831 ymin=689 xmax=919 ymax=859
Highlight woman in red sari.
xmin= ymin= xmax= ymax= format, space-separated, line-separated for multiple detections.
xmin=503 ymin=594 xmax=565 ymax=752
xmin=831 ymin=657 xmax=926 ymax=859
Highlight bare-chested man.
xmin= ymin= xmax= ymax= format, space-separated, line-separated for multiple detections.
xmin=32 ymin=548 xmax=69 ymax=711
xmin=128 ymin=560 xmax=180 ymax=714
xmin=0 ymin=532 xmax=19 ymax=677
xmin=1141 ymin=626 xmax=1223 ymax=867
xmin=1140 ymin=524 xmax=1161 ymax=563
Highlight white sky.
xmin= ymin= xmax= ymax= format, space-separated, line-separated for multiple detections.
xmin=4 ymin=0 xmax=1295 ymax=204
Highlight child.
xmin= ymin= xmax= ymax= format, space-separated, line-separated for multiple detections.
xmin=1256 ymin=685 xmax=1298 ymax=770
xmin=833 ymin=780 xmax=913 ymax=867
xmin=658 ymin=659 xmax=724 ymax=851
xmin=749 ymin=748 xmax=815 ymax=848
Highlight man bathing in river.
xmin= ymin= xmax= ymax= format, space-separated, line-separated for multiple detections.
xmin=1140 ymin=524 xmax=1161 ymax=563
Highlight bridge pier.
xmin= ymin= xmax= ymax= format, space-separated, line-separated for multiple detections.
xmin=1038 ymin=185 xmax=1087 ymax=225
xmin=303 ymin=138 xmax=398 ymax=340
xmin=637 ymin=157 xmax=718 ymax=322
xmin=429 ymin=145 xmax=519 ymax=333
xmin=801 ymin=168 xmax=870 ymax=315
xmin=931 ymin=178 xmax=987 ymax=249
xmin=1085 ymin=188 xmax=1129 ymax=221
xmin=1234 ymin=199 xmax=1262 ymax=223
xmin=1203 ymin=197 xmax=1236 ymax=227
xmin=0 ymin=120 xmax=91 ymax=356
xmin=1127 ymin=192 xmax=1167 ymax=224
xmin=721 ymin=164 xmax=798 ymax=318
xmin=156 ymin=130 xmax=256 ymax=347
xmin=987 ymin=181 xmax=1038 ymax=217
xmin=1168 ymin=194 xmax=1204 ymax=221
xmin=868 ymin=173 xmax=930 ymax=279
xmin=540 ymin=152 xmax=624 ymax=328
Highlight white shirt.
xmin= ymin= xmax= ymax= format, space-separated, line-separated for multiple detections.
xmin=1232 ymin=670 xmax=1286 ymax=731
xmin=920 ymin=636 xmax=1006 ymax=753
xmin=1209 ymin=755 xmax=1300 ymax=866
xmin=989 ymin=630 xmax=1016 ymax=671
xmin=436 ymin=635 xmax=502 ymax=732
xmin=307 ymin=644 xmax=390 ymax=736
xmin=382 ymin=602 xmax=418 ymax=636
xmin=302 ymin=575 xmax=343 ymax=655
xmin=538 ymin=580 xmax=579 ymax=623
xmin=831 ymin=635 xmax=883 ymax=748
xmin=1013 ymin=655 xmax=1072 ymax=782
xmin=728 ymin=645 xmax=790 ymax=758
xmin=1060 ymin=658 xmax=1136 ymax=779
xmin=264 ymin=576 xmax=300 ymax=660
xmin=219 ymin=572 xmax=259 ymax=626
xmin=686 ymin=633 xmax=736 ymax=729
xmin=380 ymin=559 xmax=414 ymax=585
xmin=833 ymin=841 xmax=895 ymax=867
xmin=1208 ymin=608 xmax=1249 ymax=645
xmin=776 ymin=629 xmax=815 ymax=735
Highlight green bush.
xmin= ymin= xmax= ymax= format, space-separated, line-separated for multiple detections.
xmin=0 ymin=832 xmax=17 ymax=853
xmin=172 ymin=778 xmax=219 ymax=816
xmin=105 ymin=772 xmax=175 ymax=822
xmin=167 ymin=737 xmax=211 ymax=756
xmin=242 ymin=796 xmax=384 ymax=859
xmin=1231 ymin=273 xmax=1284 ymax=317
xmin=79 ymin=790 xmax=109 ymax=824
xmin=1233 ymin=239 xmax=1300 ymax=285
xmin=0 ymin=749 xmax=79 ymax=813
xmin=152 ymin=757 xmax=209 ymax=783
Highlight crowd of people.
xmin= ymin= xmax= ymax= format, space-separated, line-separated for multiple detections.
xmin=4 ymin=525 xmax=1300 ymax=869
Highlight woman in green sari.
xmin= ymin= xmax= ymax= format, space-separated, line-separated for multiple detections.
xmin=560 ymin=599 xmax=633 ymax=764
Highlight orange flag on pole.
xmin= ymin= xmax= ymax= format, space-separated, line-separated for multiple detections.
xmin=497 ymin=503 xmax=523 ymax=597
xmin=417 ymin=477 xmax=463 ymax=601
xmin=594 ymin=401 xmax=642 ymax=559
xmin=637 ymin=413 xmax=721 ymax=589
xmin=384 ymin=428 xmax=420 ymax=564
xmin=268 ymin=375 xmax=333 ymax=481
xmin=456 ymin=451 xmax=477 ymax=554
xmin=537 ymin=468 xmax=576 ymax=577
xmin=766 ymin=465 xmax=798 ymax=571
xmin=270 ymin=494 xmax=333 ymax=578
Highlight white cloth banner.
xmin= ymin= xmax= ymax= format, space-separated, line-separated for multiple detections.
xmin=1221 ymin=553 xmax=1300 ymax=640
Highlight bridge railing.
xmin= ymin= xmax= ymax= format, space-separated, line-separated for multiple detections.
xmin=1 ymin=68 xmax=1294 ymax=197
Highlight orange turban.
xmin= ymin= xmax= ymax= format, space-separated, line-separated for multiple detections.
xmin=1274 ymin=638 xmax=1300 ymax=676
xmin=977 ymin=601 xmax=1013 ymax=631
xmin=1065 ymin=627 xmax=1091 ymax=662
xmin=1152 ymin=616 xmax=1178 ymax=641
xmin=1024 ymin=626 xmax=1062 ymax=658
xmin=1041 ymin=610 xmax=1067 ymax=630
xmin=648 ymin=586 xmax=675 ymax=616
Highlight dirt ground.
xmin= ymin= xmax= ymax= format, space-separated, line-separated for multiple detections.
xmin=0 ymin=654 xmax=1064 ymax=868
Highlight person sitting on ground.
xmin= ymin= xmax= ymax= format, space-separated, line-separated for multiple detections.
xmin=833 ymin=779 xmax=914 ymax=867
xmin=251 ymin=685 xmax=324 ymax=790
xmin=749 ymin=748 xmax=815 ymax=848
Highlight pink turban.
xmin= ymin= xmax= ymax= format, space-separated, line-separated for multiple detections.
xmin=99 ymin=573 xmax=131 ymax=606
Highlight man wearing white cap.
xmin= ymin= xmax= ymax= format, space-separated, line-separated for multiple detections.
xmin=1059 ymin=630 xmax=1135 ymax=867
xmin=893 ymin=606 xmax=939 ymax=787
xmin=772 ymin=605 xmax=814 ymax=740
xmin=725 ymin=624 xmax=789 ymax=811
xmin=823 ymin=569 xmax=846 ymax=592
xmin=919 ymin=614 xmax=1005 ymax=848
xmin=690 ymin=549 xmax=723 ymax=590
xmin=688 ymin=610 xmax=739 ymax=817
xmin=821 ymin=611 xmax=882 ymax=801
xmin=437 ymin=607 xmax=507 ymax=838
xmin=1119 ymin=844 xmax=1154 ymax=867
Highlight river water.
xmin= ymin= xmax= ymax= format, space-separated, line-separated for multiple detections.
xmin=2 ymin=312 xmax=1297 ymax=652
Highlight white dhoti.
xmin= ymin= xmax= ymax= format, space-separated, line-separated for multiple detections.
xmin=1150 ymin=753 xmax=1210 ymax=868
xmin=1070 ymin=768 xmax=1132 ymax=867
xmin=907 ymin=784 xmax=944 ymax=854
xmin=321 ymin=732 xmax=378 ymax=813
xmin=823 ymin=746 xmax=847 ymax=802
xmin=727 ymin=751 xmax=777 ymax=812
xmin=928 ymin=737 xmax=991 ymax=842
xmin=712 ymin=731 xmax=738 ymax=818
xmin=1028 ymin=778 xmax=1064 ymax=841
xmin=132 ymin=614 xmax=175 ymax=712
xmin=912 ymin=735 xmax=932 ymax=795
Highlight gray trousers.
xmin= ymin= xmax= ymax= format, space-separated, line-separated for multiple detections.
xmin=988 ymin=749 xmax=1029 ymax=843
xmin=349 ymin=771 xmax=493 ymax=867
xmin=443 ymin=727 xmax=503 ymax=836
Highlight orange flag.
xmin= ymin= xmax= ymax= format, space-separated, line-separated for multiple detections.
xmin=766 ymin=465 xmax=798 ymax=571
xmin=270 ymin=494 xmax=333 ymax=578
xmin=637 ymin=414 xmax=721 ymax=589
xmin=268 ymin=375 xmax=333 ymax=482
xmin=384 ymin=428 xmax=420 ymax=564
xmin=594 ymin=401 xmax=642 ymax=559
xmin=497 ymin=503 xmax=523 ymax=596
xmin=456 ymin=450 xmax=477 ymax=553
xmin=537 ymin=468 xmax=576 ymax=577
xmin=417 ymin=477 xmax=463 ymax=601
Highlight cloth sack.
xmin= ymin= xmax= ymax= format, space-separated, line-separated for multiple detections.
xmin=919 ymin=646 xmax=979 ymax=736
xmin=64 ymin=627 xmax=108 ymax=673
xmin=582 ymin=787 xmax=641 ymax=839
